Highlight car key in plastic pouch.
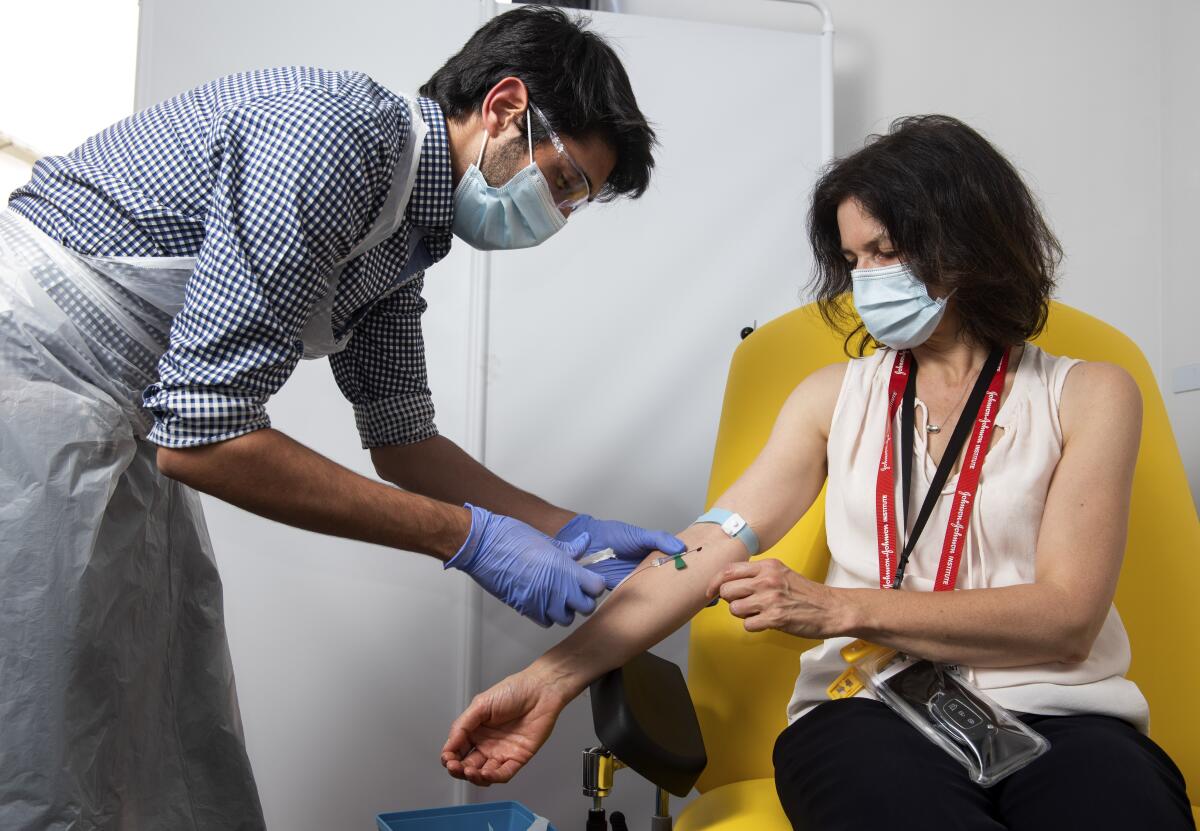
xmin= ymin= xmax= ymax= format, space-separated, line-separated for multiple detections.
xmin=855 ymin=650 xmax=1049 ymax=787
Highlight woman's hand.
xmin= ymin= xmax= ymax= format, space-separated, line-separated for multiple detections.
xmin=706 ymin=558 xmax=853 ymax=639
xmin=441 ymin=664 xmax=575 ymax=786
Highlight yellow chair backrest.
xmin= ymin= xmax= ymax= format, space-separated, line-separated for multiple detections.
xmin=688 ymin=300 xmax=1200 ymax=797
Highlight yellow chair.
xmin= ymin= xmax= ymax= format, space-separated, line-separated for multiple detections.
xmin=674 ymin=300 xmax=1200 ymax=829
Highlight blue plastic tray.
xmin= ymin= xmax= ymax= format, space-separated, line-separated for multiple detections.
xmin=376 ymin=800 xmax=556 ymax=831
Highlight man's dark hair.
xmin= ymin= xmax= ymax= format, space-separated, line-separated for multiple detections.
xmin=420 ymin=6 xmax=656 ymax=201
xmin=807 ymin=115 xmax=1063 ymax=355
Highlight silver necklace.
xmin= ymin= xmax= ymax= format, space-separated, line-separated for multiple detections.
xmin=924 ymin=372 xmax=977 ymax=434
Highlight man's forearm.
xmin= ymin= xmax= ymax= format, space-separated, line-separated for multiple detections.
xmin=157 ymin=428 xmax=470 ymax=559
xmin=371 ymin=435 xmax=575 ymax=536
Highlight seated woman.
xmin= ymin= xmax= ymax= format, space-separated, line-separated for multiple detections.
xmin=440 ymin=115 xmax=1194 ymax=829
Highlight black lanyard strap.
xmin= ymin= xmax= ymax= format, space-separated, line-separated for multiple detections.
xmin=892 ymin=346 xmax=1004 ymax=589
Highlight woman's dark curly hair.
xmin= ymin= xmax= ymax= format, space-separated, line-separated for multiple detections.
xmin=807 ymin=115 xmax=1062 ymax=355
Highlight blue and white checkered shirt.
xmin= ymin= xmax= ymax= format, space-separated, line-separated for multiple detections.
xmin=9 ymin=67 xmax=455 ymax=449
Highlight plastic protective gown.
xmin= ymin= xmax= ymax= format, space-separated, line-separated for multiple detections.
xmin=0 ymin=89 xmax=429 ymax=828
xmin=0 ymin=207 xmax=266 ymax=829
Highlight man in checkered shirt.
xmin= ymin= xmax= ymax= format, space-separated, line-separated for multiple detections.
xmin=0 ymin=7 xmax=684 ymax=829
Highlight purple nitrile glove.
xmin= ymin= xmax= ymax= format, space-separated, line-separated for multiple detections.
xmin=555 ymin=514 xmax=686 ymax=591
xmin=447 ymin=504 xmax=606 ymax=627
xmin=555 ymin=514 xmax=687 ymax=561
xmin=579 ymin=555 xmax=639 ymax=592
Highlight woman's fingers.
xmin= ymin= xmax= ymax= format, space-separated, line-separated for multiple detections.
xmin=706 ymin=559 xmax=832 ymax=639
xmin=440 ymin=670 xmax=559 ymax=787
xmin=717 ymin=577 xmax=757 ymax=602
xmin=441 ymin=726 xmax=473 ymax=761
xmin=493 ymin=758 xmax=526 ymax=783
xmin=705 ymin=560 xmax=761 ymax=598
xmin=442 ymin=690 xmax=509 ymax=780
xmin=462 ymin=747 xmax=489 ymax=770
xmin=445 ymin=755 xmax=490 ymax=786
xmin=714 ymin=559 xmax=801 ymax=632
xmin=464 ymin=767 xmax=492 ymax=787
xmin=467 ymin=758 xmax=524 ymax=785
xmin=742 ymin=612 xmax=772 ymax=633
xmin=480 ymin=757 xmax=513 ymax=784
xmin=461 ymin=753 xmax=526 ymax=786
xmin=447 ymin=695 xmax=490 ymax=741
xmin=459 ymin=756 xmax=492 ymax=787
xmin=727 ymin=596 xmax=764 ymax=619
xmin=444 ymin=741 xmax=494 ymax=783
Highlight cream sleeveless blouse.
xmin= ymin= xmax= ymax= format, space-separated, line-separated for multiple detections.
xmin=785 ymin=344 xmax=1150 ymax=731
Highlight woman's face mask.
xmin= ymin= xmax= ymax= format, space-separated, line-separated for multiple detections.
xmin=451 ymin=108 xmax=567 ymax=251
xmin=850 ymin=262 xmax=952 ymax=350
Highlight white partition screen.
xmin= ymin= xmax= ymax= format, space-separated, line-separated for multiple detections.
xmin=477 ymin=7 xmax=825 ymax=825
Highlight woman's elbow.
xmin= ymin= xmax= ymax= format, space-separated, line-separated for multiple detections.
xmin=1058 ymin=642 xmax=1092 ymax=666
xmin=1056 ymin=616 xmax=1104 ymax=665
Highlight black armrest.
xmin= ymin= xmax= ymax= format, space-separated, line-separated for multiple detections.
xmin=589 ymin=651 xmax=708 ymax=797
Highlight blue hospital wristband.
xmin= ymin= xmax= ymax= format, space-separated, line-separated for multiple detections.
xmin=694 ymin=508 xmax=760 ymax=556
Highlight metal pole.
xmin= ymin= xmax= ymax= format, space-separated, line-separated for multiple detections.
xmin=655 ymin=786 xmax=670 ymax=817
xmin=650 ymin=786 xmax=672 ymax=831
xmin=772 ymin=0 xmax=835 ymax=163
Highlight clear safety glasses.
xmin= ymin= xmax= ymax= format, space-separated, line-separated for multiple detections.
xmin=529 ymin=103 xmax=592 ymax=214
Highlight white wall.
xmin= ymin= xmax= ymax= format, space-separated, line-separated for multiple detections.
xmin=623 ymin=0 xmax=1197 ymax=509
xmin=821 ymin=0 xmax=1198 ymax=508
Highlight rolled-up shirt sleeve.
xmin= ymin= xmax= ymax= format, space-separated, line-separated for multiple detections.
xmin=329 ymin=272 xmax=438 ymax=448
xmin=143 ymin=87 xmax=385 ymax=447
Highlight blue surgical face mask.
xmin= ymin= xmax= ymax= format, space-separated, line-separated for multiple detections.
xmin=850 ymin=262 xmax=952 ymax=350
xmin=451 ymin=110 xmax=567 ymax=251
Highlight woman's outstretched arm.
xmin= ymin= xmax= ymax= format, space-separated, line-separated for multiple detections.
xmin=440 ymin=364 xmax=844 ymax=786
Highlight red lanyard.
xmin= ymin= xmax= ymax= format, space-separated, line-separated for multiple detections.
xmin=874 ymin=347 xmax=1010 ymax=590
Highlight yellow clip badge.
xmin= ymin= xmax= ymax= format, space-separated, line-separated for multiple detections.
xmin=840 ymin=639 xmax=879 ymax=664
xmin=827 ymin=666 xmax=863 ymax=699
xmin=828 ymin=640 xmax=898 ymax=700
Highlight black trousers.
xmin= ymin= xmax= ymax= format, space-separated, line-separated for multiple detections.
xmin=773 ymin=698 xmax=1194 ymax=831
